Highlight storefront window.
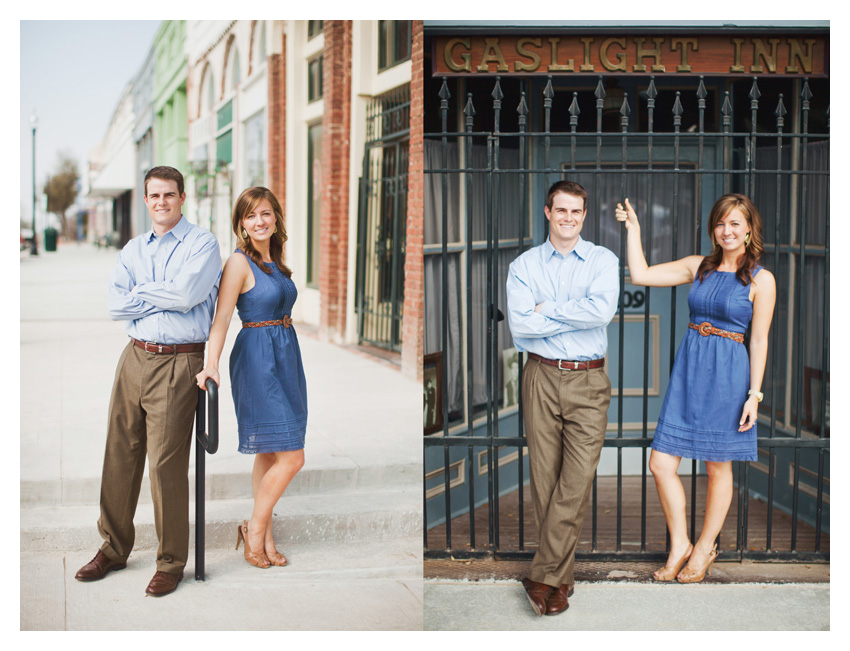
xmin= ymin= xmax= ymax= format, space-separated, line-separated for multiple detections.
xmin=307 ymin=122 xmax=323 ymax=287
xmin=244 ymin=110 xmax=265 ymax=187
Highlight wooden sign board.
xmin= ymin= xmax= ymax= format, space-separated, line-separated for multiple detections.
xmin=433 ymin=34 xmax=828 ymax=77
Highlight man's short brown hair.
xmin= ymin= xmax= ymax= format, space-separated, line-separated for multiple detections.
xmin=546 ymin=180 xmax=587 ymax=211
xmin=144 ymin=166 xmax=185 ymax=197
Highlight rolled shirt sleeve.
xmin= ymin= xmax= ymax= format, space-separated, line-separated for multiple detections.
xmin=108 ymin=251 xmax=162 ymax=320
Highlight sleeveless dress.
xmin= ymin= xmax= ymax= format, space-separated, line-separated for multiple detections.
xmin=650 ymin=267 xmax=763 ymax=462
xmin=229 ymin=250 xmax=308 ymax=453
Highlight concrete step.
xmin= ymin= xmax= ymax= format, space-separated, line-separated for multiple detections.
xmin=21 ymin=460 xmax=421 ymax=508
xmin=23 ymin=538 xmax=423 ymax=630
xmin=21 ymin=487 xmax=422 ymax=552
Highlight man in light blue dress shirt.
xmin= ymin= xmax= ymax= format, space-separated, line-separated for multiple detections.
xmin=507 ymin=180 xmax=619 ymax=616
xmin=75 ymin=167 xmax=221 ymax=597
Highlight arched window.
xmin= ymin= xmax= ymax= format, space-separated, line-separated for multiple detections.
xmin=200 ymin=65 xmax=215 ymax=116
xmin=254 ymin=21 xmax=267 ymax=66
xmin=226 ymin=43 xmax=241 ymax=92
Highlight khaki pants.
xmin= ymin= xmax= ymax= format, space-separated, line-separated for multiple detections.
xmin=523 ymin=357 xmax=611 ymax=587
xmin=97 ymin=341 xmax=204 ymax=574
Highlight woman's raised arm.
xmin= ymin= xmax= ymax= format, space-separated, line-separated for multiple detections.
xmin=616 ymin=198 xmax=702 ymax=287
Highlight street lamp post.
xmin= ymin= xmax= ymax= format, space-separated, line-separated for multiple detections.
xmin=29 ymin=112 xmax=38 ymax=256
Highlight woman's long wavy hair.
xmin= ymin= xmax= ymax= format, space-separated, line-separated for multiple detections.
xmin=696 ymin=193 xmax=764 ymax=286
xmin=232 ymin=187 xmax=292 ymax=277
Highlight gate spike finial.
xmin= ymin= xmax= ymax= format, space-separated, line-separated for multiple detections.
xmin=594 ymin=77 xmax=606 ymax=100
xmin=697 ymin=76 xmax=707 ymax=101
xmin=464 ymin=93 xmax=476 ymax=131
xmin=569 ymin=92 xmax=580 ymax=118
xmin=801 ymin=78 xmax=813 ymax=111
xmin=673 ymin=91 xmax=683 ymax=129
xmin=543 ymin=77 xmax=554 ymax=101
xmin=673 ymin=91 xmax=683 ymax=116
xmin=491 ymin=76 xmax=504 ymax=103
xmin=517 ymin=90 xmax=528 ymax=131
xmin=775 ymin=93 xmax=787 ymax=128
xmin=646 ymin=77 xmax=657 ymax=100
xmin=620 ymin=92 xmax=630 ymax=131
xmin=517 ymin=91 xmax=529 ymax=117
xmin=749 ymin=77 xmax=761 ymax=107
xmin=438 ymin=77 xmax=451 ymax=102
xmin=722 ymin=90 xmax=732 ymax=130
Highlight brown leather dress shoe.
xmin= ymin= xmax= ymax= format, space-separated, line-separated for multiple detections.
xmin=545 ymin=584 xmax=575 ymax=616
xmin=145 ymin=571 xmax=183 ymax=597
xmin=75 ymin=550 xmax=127 ymax=582
xmin=521 ymin=577 xmax=554 ymax=617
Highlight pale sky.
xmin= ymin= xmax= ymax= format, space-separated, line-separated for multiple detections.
xmin=19 ymin=20 xmax=161 ymax=225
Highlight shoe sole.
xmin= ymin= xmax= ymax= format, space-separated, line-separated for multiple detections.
xmin=74 ymin=563 xmax=127 ymax=582
xmin=524 ymin=591 xmax=546 ymax=617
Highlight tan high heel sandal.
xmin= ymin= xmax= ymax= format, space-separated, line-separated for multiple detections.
xmin=267 ymin=550 xmax=288 ymax=567
xmin=677 ymin=543 xmax=719 ymax=583
xmin=236 ymin=520 xmax=270 ymax=568
xmin=652 ymin=543 xmax=693 ymax=582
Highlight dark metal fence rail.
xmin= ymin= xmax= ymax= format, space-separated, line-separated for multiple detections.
xmin=424 ymin=74 xmax=829 ymax=563
xmin=194 ymin=378 xmax=219 ymax=581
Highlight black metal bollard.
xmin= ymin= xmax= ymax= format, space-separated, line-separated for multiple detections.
xmin=194 ymin=378 xmax=219 ymax=581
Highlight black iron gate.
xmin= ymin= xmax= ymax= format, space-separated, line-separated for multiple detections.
xmin=355 ymin=86 xmax=410 ymax=352
xmin=423 ymin=73 xmax=829 ymax=563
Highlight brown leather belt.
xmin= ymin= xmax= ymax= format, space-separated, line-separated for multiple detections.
xmin=242 ymin=315 xmax=293 ymax=329
xmin=688 ymin=321 xmax=745 ymax=344
xmin=528 ymin=352 xmax=605 ymax=371
xmin=132 ymin=338 xmax=206 ymax=354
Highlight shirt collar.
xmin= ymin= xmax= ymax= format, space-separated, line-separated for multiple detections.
xmin=146 ymin=215 xmax=189 ymax=243
xmin=544 ymin=235 xmax=591 ymax=261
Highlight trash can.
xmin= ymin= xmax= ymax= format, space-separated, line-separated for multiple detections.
xmin=44 ymin=227 xmax=58 ymax=252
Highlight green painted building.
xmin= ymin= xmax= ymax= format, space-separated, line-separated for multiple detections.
xmin=153 ymin=20 xmax=188 ymax=172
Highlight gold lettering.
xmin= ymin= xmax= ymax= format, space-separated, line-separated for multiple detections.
xmin=580 ymin=37 xmax=595 ymax=71
xmin=633 ymin=37 xmax=665 ymax=72
xmin=477 ymin=37 xmax=509 ymax=73
xmin=730 ymin=38 xmax=745 ymax=73
xmin=547 ymin=37 xmax=574 ymax=72
xmin=445 ymin=38 xmax=471 ymax=72
xmin=751 ymin=38 xmax=781 ymax=73
xmin=786 ymin=38 xmax=816 ymax=73
xmin=515 ymin=37 xmax=542 ymax=72
xmin=671 ymin=37 xmax=698 ymax=72
xmin=600 ymin=37 xmax=627 ymax=72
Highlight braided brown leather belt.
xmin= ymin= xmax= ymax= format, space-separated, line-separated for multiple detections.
xmin=688 ymin=321 xmax=745 ymax=344
xmin=528 ymin=353 xmax=605 ymax=371
xmin=132 ymin=338 xmax=206 ymax=354
xmin=242 ymin=315 xmax=293 ymax=329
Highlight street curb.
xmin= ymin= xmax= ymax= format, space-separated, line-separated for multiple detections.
xmin=22 ymin=488 xmax=422 ymax=552
xmin=21 ymin=461 xmax=421 ymax=507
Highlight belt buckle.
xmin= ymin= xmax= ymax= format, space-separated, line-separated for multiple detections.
xmin=557 ymin=359 xmax=580 ymax=370
xmin=144 ymin=341 xmax=163 ymax=353
xmin=698 ymin=322 xmax=712 ymax=337
xmin=283 ymin=315 xmax=292 ymax=328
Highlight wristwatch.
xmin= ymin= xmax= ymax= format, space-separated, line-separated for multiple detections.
xmin=748 ymin=389 xmax=764 ymax=402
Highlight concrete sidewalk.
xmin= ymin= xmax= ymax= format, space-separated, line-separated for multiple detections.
xmin=20 ymin=242 xmax=422 ymax=631
xmin=424 ymin=579 xmax=830 ymax=630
